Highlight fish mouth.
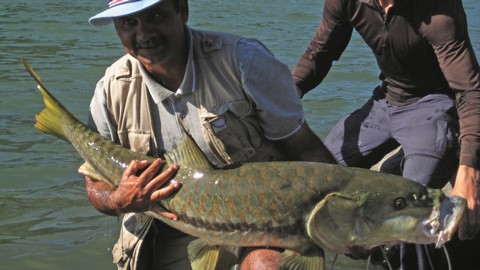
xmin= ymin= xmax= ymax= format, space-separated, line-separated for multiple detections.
xmin=421 ymin=196 xmax=466 ymax=247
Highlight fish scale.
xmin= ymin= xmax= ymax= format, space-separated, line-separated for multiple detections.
xmin=153 ymin=161 xmax=400 ymax=248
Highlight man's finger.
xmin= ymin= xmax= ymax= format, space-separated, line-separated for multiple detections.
xmin=160 ymin=211 xmax=178 ymax=221
xmin=151 ymin=203 xmax=179 ymax=221
xmin=139 ymin=158 xmax=165 ymax=181
xmin=145 ymin=164 xmax=179 ymax=191
xmin=123 ymin=160 xmax=149 ymax=178
xmin=150 ymin=180 xmax=181 ymax=201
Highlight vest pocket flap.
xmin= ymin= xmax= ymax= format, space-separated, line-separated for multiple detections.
xmin=118 ymin=130 xmax=152 ymax=155
xmin=227 ymin=100 xmax=252 ymax=118
xmin=201 ymin=100 xmax=252 ymax=119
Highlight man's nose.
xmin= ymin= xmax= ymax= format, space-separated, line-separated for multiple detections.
xmin=136 ymin=20 xmax=155 ymax=41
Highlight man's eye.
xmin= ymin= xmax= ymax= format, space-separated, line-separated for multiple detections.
xmin=122 ymin=19 xmax=136 ymax=26
xmin=116 ymin=17 xmax=136 ymax=27
xmin=149 ymin=12 xmax=166 ymax=22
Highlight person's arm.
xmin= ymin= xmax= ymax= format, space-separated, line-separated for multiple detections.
xmin=238 ymin=37 xmax=337 ymax=165
xmin=292 ymin=0 xmax=353 ymax=97
xmin=84 ymin=159 xmax=181 ymax=219
xmin=277 ymin=121 xmax=337 ymax=164
xmin=234 ymin=34 xmax=337 ymax=269
xmin=423 ymin=1 xmax=480 ymax=239
xmin=452 ymin=88 xmax=480 ymax=240
xmin=82 ymin=79 xmax=181 ymax=219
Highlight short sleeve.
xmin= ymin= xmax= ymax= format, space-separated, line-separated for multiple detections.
xmin=236 ymin=38 xmax=304 ymax=140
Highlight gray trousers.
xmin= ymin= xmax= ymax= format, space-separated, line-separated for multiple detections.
xmin=324 ymin=87 xmax=459 ymax=188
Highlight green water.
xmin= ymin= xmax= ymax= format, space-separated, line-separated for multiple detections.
xmin=1 ymin=0 xmax=478 ymax=269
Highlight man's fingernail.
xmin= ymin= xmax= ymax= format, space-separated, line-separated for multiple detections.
xmin=171 ymin=179 xmax=180 ymax=188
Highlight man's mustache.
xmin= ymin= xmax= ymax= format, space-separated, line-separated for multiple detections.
xmin=134 ymin=37 xmax=162 ymax=49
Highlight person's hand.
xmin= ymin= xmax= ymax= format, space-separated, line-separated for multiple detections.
xmin=451 ymin=164 xmax=480 ymax=239
xmin=84 ymin=158 xmax=181 ymax=219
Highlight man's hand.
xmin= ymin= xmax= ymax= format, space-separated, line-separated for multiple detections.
xmin=451 ymin=164 xmax=480 ymax=239
xmin=84 ymin=158 xmax=181 ymax=219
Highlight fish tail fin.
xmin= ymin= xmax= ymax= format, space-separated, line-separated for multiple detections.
xmin=22 ymin=58 xmax=73 ymax=141
xmin=34 ymin=86 xmax=69 ymax=140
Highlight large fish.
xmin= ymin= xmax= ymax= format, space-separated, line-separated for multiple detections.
xmin=23 ymin=59 xmax=465 ymax=270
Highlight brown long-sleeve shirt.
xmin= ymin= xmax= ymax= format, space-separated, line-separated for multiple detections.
xmin=293 ymin=0 xmax=480 ymax=168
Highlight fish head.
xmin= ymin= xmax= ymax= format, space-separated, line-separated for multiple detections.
xmin=306 ymin=179 xmax=465 ymax=254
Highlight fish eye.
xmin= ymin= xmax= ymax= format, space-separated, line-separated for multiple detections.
xmin=394 ymin=197 xmax=407 ymax=210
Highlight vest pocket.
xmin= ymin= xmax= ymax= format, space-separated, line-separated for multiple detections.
xmin=117 ymin=130 xmax=152 ymax=155
xmin=201 ymin=101 xmax=261 ymax=164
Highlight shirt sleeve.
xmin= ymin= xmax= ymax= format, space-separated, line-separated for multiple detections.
xmin=292 ymin=0 xmax=353 ymax=96
xmin=421 ymin=1 xmax=480 ymax=168
xmin=236 ymin=38 xmax=305 ymax=140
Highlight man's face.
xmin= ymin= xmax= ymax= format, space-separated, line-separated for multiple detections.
xmin=113 ymin=0 xmax=187 ymax=66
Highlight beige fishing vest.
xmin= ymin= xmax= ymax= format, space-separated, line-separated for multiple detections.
xmin=107 ymin=28 xmax=285 ymax=269
xmin=102 ymin=28 xmax=286 ymax=164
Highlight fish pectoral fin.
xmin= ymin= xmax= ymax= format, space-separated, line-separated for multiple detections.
xmin=188 ymin=239 xmax=237 ymax=270
xmin=306 ymin=192 xmax=367 ymax=254
xmin=78 ymin=162 xmax=114 ymax=186
xmin=280 ymin=247 xmax=325 ymax=270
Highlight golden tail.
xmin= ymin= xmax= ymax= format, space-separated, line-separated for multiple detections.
xmin=22 ymin=58 xmax=72 ymax=141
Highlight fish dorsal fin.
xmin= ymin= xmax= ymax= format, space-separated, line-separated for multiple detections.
xmin=164 ymin=118 xmax=212 ymax=169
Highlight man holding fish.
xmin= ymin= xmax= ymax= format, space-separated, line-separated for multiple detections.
xmin=84 ymin=0 xmax=336 ymax=269
xmin=293 ymin=0 xmax=480 ymax=269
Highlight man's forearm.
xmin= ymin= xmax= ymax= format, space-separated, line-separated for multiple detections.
xmin=85 ymin=176 xmax=121 ymax=216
